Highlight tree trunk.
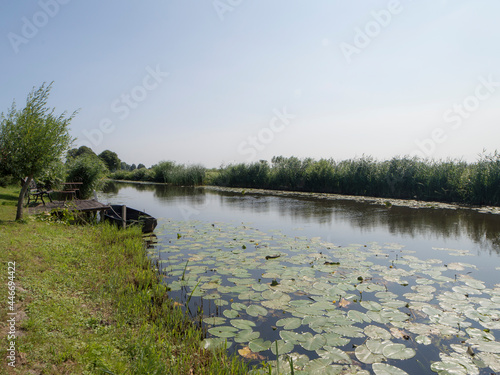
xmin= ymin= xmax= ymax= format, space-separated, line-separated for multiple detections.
xmin=16 ymin=175 xmax=33 ymax=221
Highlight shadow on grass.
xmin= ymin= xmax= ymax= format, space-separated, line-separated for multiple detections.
xmin=0 ymin=193 xmax=18 ymax=202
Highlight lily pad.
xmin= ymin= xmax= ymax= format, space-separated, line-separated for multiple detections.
xmin=382 ymin=343 xmax=416 ymax=360
xmin=300 ymin=333 xmax=327 ymax=351
xmin=355 ymin=344 xmax=384 ymax=364
xmin=271 ymin=340 xmax=294 ymax=355
xmin=364 ymin=325 xmax=392 ymax=340
xmin=249 ymin=338 xmax=272 ymax=352
xmin=230 ymin=319 xmax=256 ymax=330
xmin=372 ymin=363 xmax=409 ymax=375
xmin=208 ymin=325 xmax=238 ymax=338
xmin=317 ymin=346 xmax=352 ymax=364
xmin=276 ymin=317 xmax=302 ymax=330
xmin=234 ymin=329 xmax=260 ymax=343
xmin=246 ymin=304 xmax=268 ymax=317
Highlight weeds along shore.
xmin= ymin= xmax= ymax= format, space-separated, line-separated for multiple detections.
xmin=0 ymin=186 xmax=250 ymax=374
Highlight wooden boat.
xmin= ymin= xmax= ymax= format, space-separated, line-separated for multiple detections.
xmin=103 ymin=205 xmax=157 ymax=233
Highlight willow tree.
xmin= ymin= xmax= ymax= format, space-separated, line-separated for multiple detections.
xmin=0 ymin=83 xmax=76 ymax=220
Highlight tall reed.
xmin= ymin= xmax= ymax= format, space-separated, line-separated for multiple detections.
xmin=212 ymin=153 xmax=500 ymax=206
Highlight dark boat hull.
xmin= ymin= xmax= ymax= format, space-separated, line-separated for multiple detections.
xmin=103 ymin=205 xmax=157 ymax=233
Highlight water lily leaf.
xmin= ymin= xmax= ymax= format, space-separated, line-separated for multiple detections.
xmin=382 ymin=343 xmax=416 ymax=360
xmin=361 ymin=301 xmax=382 ymax=311
xmin=376 ymin=292 xmax=398 ymax=300
xmin=280 ymin=330 xmax=303 ymax=344
xmin=230 ymin=319 xmax=256 ymax=330
xmin=249 ymin=338 xmax=272 ymax=352
xmin=276 ymin=317 xmax=302 ymax=330
xmin=366 ymin=339 xmax=392 ymax=355
xmin=476 ymin=352 xmax=500 ymax=372
xmin=317 ymin=346 xmax=352 ymax=364
xmin=300 ymin=333 xmax=327 ymax=351
xmin=355 ymin=344 xmax=384 ymax=364
xmin=223 ymin=309 xmax=239 ymax=318
xmin=303 ymin=358 xmax=342 ymax=375
xmin=234 ymin=329 xmax=260 ymax=343
xmin=203 ymin=316 xmax=226 ymax=325
xmin=208 ymin=325 xmax=238 ymax=338
xmin=364 ymin=325 xmax=392 ymax=340
xmin=472 ymin=341 xmax=500 ymax=353
xmin=430 ymin=361 xmax=468 ymax=374
xmin=380 ymin=309 xmax=410 ymax=322
xmin=357 ymin=283 xmax=386 ymax=293
xmin=252 ymin=283 xmax=269 ymax=292
xmin=271 ymin=340 xmax=294 ymax=355
xmin=372 ymin=363 xmax=409 ymax=375
xmin=348 ymin=310 xmax=371 ymax=323
xmin=463 ymin=278 xmax=486 ymax=290
xmin=246 ymin=304 xmax=268 ymax=317
xmin=262 ymin=293 xmax=291 ymax=309
xmin=329 ymin=325 xmax=365 ymax=338
xmin=415 ymin=335 xmax=432 ymax=345
xmin=323 ymin=332 xmax=351 ymax=347
xmin=231 ymin=302 xmax=247 ymax=311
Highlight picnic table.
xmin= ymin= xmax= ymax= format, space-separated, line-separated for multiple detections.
xmin=58 ymin=182 xmax=83 ymax=200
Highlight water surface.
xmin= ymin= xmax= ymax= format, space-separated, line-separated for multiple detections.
xmin=99 ymin=182 xmax=500 ymax=374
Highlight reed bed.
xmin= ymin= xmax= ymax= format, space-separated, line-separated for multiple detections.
xmin=211 ymin=153 xmax=500 ymax=206
xmin=111 ymin=161 xmax=205 ymax=186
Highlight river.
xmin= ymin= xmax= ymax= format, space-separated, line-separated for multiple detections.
xmin=99 ymin=181 xmax=500 ymax=374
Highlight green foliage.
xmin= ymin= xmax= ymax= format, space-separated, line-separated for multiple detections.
xmin=65 ymin=154 xmax=108 ymax=199
xmin=0 ymin=82 xmax=75 ymax=179
xmin=98 ymin=149 xmax=121 ymax=172
xmin=0 ymin=82 xmax=76 ymax=219
xmin=66 ymin=145 xmax=96 ymax=161
xmin=111 ymin=161 xmax=205 ymax=186
xmin=213 ymin=153 xmax=500 ymax=206
xmin=37 ymin=159 xmax=66 ymax=189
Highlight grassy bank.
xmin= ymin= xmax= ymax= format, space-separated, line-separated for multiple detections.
xmin=209 ymin=154 xmax=500 ymax=206
xmin=0 ymin=186 xmax=250 ymax=374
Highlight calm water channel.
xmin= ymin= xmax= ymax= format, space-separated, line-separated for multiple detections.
xmin=99 ymin=181 xmax=500 ymax=374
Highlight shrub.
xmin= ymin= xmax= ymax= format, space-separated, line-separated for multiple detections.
xmin=65 ymin=154 xmax=108 ymax=199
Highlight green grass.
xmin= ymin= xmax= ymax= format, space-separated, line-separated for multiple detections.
xmin=0 ymin=186 xmax=251 ymax=374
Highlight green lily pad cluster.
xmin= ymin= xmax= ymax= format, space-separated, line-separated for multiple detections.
xmin=152 ymin=219 xmax=500 ymax=374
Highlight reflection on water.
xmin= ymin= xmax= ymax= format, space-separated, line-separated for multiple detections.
xmin=100 ymin=181 xmax=500 ymax=256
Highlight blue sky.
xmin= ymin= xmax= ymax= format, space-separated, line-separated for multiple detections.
xmin=1 ymin=1 xmax=500 ymax=168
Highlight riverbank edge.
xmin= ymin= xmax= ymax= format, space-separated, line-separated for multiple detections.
xmin=0 ymin=186 xmax=251 ymax=374
xmin=108 ymin=179 xmax=500 ymax=215
xmin=204 ymin=185 xmax=500 ymax=214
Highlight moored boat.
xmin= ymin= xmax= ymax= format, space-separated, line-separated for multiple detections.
xmin=103 ymin=205 xmax=157 ymax=233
